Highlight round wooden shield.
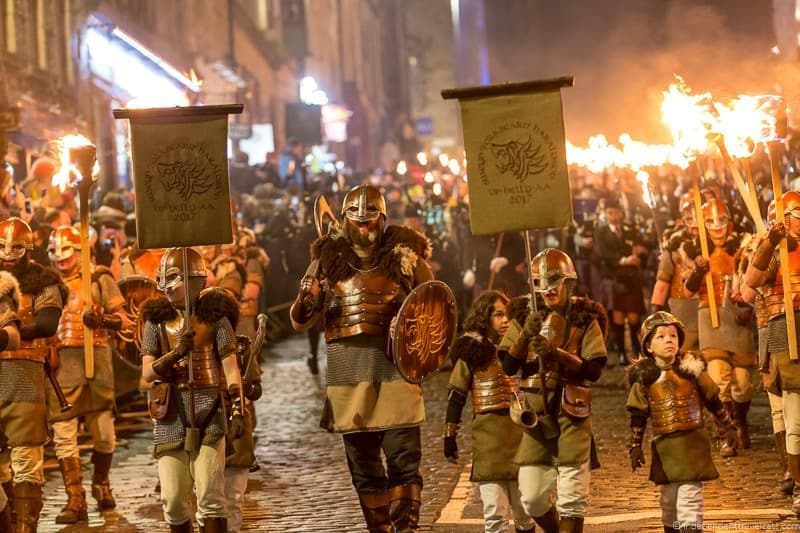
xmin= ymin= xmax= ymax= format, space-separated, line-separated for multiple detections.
xmin=392 ymin=280 xmax=458 ymax=384
xmin=116 ymin=275 xmax=159 ymax=365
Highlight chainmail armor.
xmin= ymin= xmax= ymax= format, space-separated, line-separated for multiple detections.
xmin=326 ymin=335 xmax=402 ymax=385
xmin=141 ymin=320 xmax=160 ymax=356
xmin=153 ymin=386 xmax=224 ymax=446
xmin=215 ymin=318 xmax=236 ymax=357
xmin=0 ymin=359 xmax=45 ymax=403
xmin=768 ymin=314 xmax=796 ymax=353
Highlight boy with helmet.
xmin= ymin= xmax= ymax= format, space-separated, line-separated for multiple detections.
xmin=0 ymin=216 xmax=65 ymax=532
xmin=500 ymin=248 xmax=607 ymax=533
xmin=140 ymin=248 xmax=245 ymax=532
xmin=627 ymin=311 xmax=738 ymax=532
xmin=683 ymin=198 xmax=755 ymax=457
xmin=46 ymin=225 xmax=128 ymax=523
xmin=651 ymin=192 xmax=700 ymax=351
xmin=291 ymin=185 xmax=433 ymax=532
xmin=745 ymin=189 xmax=800 ymax=513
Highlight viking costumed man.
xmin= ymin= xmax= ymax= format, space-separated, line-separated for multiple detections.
xmin=0 ymin=272 xmax=22 ymax=532
xmin=650 ymin=193 xmax=700 ymax=351
xmin=290 ymin=185 xmax=433 ymax=533
xmin=444 ymin=291 xmax=535 ymax=533
xmin=500 ymin=248 xmax=607 ymax=533
xmin=627 ymin=311 xmax=739 ymax=532
xmin=683 ymin=198 xmax=755 ymax=457
xmin=140 ymin=248 xmax=245 ymax=532
xmin=745 ymin=190 xmax=800 ymax=514
xmin=229 ymin=227 xmax=269 ymax=339
xmin=47 ymin=225 xmax=129 ymax=523
xmin=0 ymin=217 xmax=65 ymax=532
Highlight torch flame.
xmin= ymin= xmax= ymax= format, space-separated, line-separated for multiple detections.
xmin=713 ymin=94 xmax=782 ymax=157
xmin=661 ymin=78 xmax=716 ymax=158
xmin=52 ymin=135 xmax=98 ymax=191
xmin=635 ymin=169 xmax=654 ymax=208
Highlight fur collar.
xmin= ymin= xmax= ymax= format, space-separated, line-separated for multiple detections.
xmin=245 ymin=246 xmax=270 ymax=270
xmin=450 ymin=331 xmax=497 ymax=371
xmin=629 ymin=351 xmax=706 ymax=386
xmin=0 ymin=271 xmax=21 ymax=312
xmin=567 ymin=296 xmax=607 ymax=338
xmin=676 ymin=351 xmax=706 ymax=379
xmin=312 ymin=225 xmax=431 ymax=287
xmin=140 ymin=288 xmax=240 ymax=329
xmin=12 ymin=260 xmax=67 ymax=302
xmin=140 ymin=296 xmax=177 ymax=324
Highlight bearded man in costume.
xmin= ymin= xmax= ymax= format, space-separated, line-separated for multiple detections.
xmin=0 ymin=217 xmax=66 ymax=532
xmin=291 ymin=185 xmax=433 ymax=533
xmin=140 ymin=248 xmax=244 ymax=533
xmin=47 ymin=225 xmax=128 ymax=523
xmin=500 ymin=248 xmax=607 ymax=533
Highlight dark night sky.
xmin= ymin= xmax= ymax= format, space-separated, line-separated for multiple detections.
xmin=483 ymin=0 xmax=782 ymax=142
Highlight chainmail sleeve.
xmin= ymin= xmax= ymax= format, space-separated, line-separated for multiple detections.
xmin=215 ymin=317 xmax=237 ymax=359
xmin=140 ymin=320 xmax=160 ymax=359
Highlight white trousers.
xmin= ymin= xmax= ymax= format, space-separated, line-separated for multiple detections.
xmin=52 ymin=410 xmax=116 ymax=459
xmin=478 ymin=481 xmax=534 ymax=533
xmin=659 ymin=481 xmax=703 ymax=529
xmin=157 ymin=438 xmax=227 ymax=526
xmin=769 ymin=391 xmax=786 ymax=434
xmin=706 ymin=359 xmax=753 ymax=403
xmin=225 ymin=466 xmax=249 ymax=532
xmin=783 ymin=390 xmax=800 ymax=454
xmin=0 ymin=446 xmax=44 ymax=485
xmin=518 ymin=462 xmax=590 ymax=519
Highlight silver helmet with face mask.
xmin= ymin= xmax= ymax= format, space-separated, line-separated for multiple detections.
xmin=156 ymin=247 xmax=208 ymax=294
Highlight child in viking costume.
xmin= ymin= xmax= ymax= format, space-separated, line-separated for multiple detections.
xmin=627 ymin=311 xmax=738 ymax=532
xmin=650 ymin=192 xmax=700 ymax=350
xmin=291 ymin=185 xmax=433 ymax=533
xmin=0 ymin=217 xmax=65 ymax=533
xmin=140 ymin=248 xmax=244 ymax=533
xmin=745 ymin=190 xmax=800 ymax=514
xmin=500 ymin=248 xmax=607 ymax=533
xmin=47 ymin=225 xmax=128 ymax=523
xmin=444 ymin=290 xmax=535 ymax=533
xmin=683 ymin=198 xmax=755 ymax=457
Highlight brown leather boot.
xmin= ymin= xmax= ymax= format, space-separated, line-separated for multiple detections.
xmin=56 ymin=456 xmax=88 ymax=524
xmin=170 ymin=521 xmax=193 ymax=532
xmin=720 ymin=402 xmax=737 ymax=458
xmin=90 ymin=451 xmax=116 ymax=509
xmin=533 ymin=506 xmax=559 ymax=533
xmin=776 ymin=431 xmax=795 ymax=495
xmin=788 ymin=454 xmax=800 ymax=514
xmin=733 ymin=400 xmax=751 ymax=449
xmin=199 ymin=517 xmax=226 ymax=532
xmin=559 ymin=515 xmax=584 ymax=532
xmin=357 ymin=490 xmax=393 ymax=533
xmin=12 ymin=482 xmax=42 ymax=533
xmin=389 ymin=484 xmax=421 ymax=533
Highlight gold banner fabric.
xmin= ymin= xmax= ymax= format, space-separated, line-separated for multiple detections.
xmin=459 ymin=90 xmax=572 ymax=234
xmin=129 ymin=114 xmax=232 ymax=249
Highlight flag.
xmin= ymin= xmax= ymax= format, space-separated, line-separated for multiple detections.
xmin=113 ymin=105 xmax=242 ymax=249
xmin=443 ymin=78 xmax=573 ymax=235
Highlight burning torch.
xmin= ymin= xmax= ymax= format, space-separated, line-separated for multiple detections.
xmin=55 ymin=135 xmax=99 ymax=379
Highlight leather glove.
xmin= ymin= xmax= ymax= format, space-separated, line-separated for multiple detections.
xmin=229 ymin=413 xmax=246 ymax=439
xmin=530 ymin=334 xmax=554 ymax=358
xmin=443 ymin=436 xmax=458 ymax=463
xmin=100 ymin=314 xmax=123 ymax=331
xmin=522 ymin=310 xmax=543 ymax=339
xmin=176 ymin=330 xmax=195 ymax=357
xmin=244 ymin=381 xmax=262 ymax=401
xmin=82 ymin=310 xmax=102 ymax=329
xmin=629 ymin=446 xmax=646 ymax=472
xmin=768 ymin=221 xmax=786 ymax=247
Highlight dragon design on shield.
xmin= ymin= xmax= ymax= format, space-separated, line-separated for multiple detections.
xmin=490 ymin=135 xmax=548 ymax=183
xmin=404 ymin=303 xmax=448 ymax=365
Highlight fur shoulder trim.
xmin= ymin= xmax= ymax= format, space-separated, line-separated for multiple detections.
xmin=140 ymin=296 xmax=177 ymax=323
xmin=568 ymin=296 xmax=608 ymax=338
xmin=677 ymin=351 xmax=706 ymax=379
xmin=0 ymin=271 xmax=21 ymax=311
xmin=628 ymin=357 xmax=660 ymax=386
xmin=15 ymin=261 xmax=65 ymax=297
xmin=196 ymin=287 xmax=240 ymax=329
xmin=507 ymin=295 xmax=531 ymax=326
xmin=245 ymin=246 xmax=270 ymax=269
xmin=450 ymin=332 xmax=496 ymax=370
xmin=312 ymin=231 xmax=358 ymax=285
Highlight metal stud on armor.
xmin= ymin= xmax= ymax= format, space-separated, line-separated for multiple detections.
xmin=647 ymin=369 xmax=704 ymax=436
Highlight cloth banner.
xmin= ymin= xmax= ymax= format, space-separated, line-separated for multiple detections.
xmin=126 ymin=111 xmax=233 ymax=248
xmin=455 ymin=86 xmax=572 ymax=234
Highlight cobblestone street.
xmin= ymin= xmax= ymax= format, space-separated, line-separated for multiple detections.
xmin=31 ymin=335 xmax=800 ymax=532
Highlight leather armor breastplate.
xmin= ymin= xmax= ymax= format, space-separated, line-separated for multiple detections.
xmin=57 ymin=274 xmax=108 ymax=348
xmin=1 ymin=293 xmax=47 ymax=362
xmin=765 ymin=246 xmax=800 ymax=321
xmin=324 ymin=268 xmax=404 ymax=342
xmin=471 ymin=360 xmax=520 ymax=413
xmin=699 ymin=247 xmax=734 ymax=309
xmin=163 ymin=313 xmax=221 ymax=388
xmin=647 ymin=368 xmax=704 ymax=436
xmin=521 ymin=311 xmax=586 ymax=389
